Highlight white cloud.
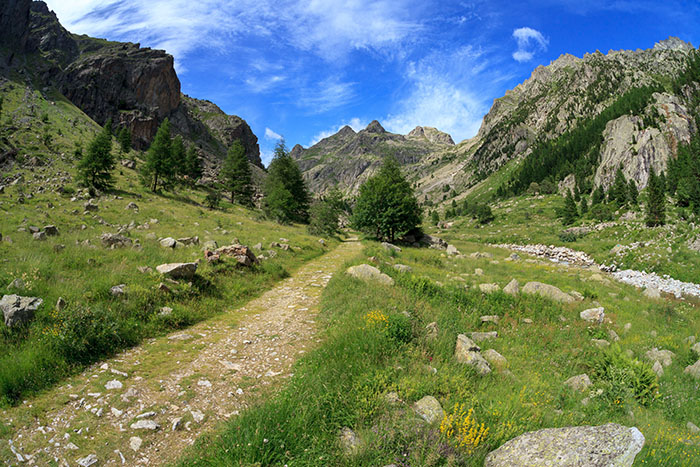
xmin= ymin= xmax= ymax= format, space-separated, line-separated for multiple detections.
xmin=309 ymin=118 xmax=368 ymax=146
xmin=264 ymin=127 xmax=283 ymax=140
xmin=512 ymin=27 xmax=548 ymax=62
xmin=297 ymin=79 xmax=356 ymax=114
xmin=383 ymin=46 xmax=494 ymax=143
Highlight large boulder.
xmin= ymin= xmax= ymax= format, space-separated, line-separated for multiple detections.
xmin=1 ymin=294 xmax=43 ymax=328
xmin=484 ymin=423 xmax=645 ymax=467
xmin=101 ymin=233 xmax=133 ymax=249
xmin=215 ymin=244 xmax=258 ymax=267
xmin=346 ymin=264 xmax=394 ymax=286
xmin=522 ymin=282 xmax=575 ymax=303
xmin=156 ymin=262 xmax=197 ymax=279
xmin=454 ymin=334 xmax=491 ymax=375
xmin=413 ymin=395 xmax=444 ymax=424
xmin=580 ymin=307 xmax=605 ymax=323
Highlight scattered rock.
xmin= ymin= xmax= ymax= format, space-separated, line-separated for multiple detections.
xmin=454 ymin=334 xmax=491 ymax=375
xmin=471 ymin=331 xmax=498 ymax=342
xmin=1 ymin=294 xmax=43 ymax=328
xmin=215 ymin=244 xmax=258 ymax=266
xmin=483 ymin=349 xmax=508 ymax=370
xmin=160 ymin=237 xmax=177 ymax=248
xmin=171 ymin=417 xmax=182 ymax=431
xmin=110 ymin=284 xmax=126 ymax=297
xmin=684 ymin=360 xmax=700 ymax=379
xmin=503 ymin=279 xmax=519 ymax=295
xmin=44 ymin=225 xmax=59 ymax=236
xmin=692 ymin=342 xmax=700 ymax=354
xmin=385 ymin=392 xmax=401 ymax=405
xmin=9 ymin=278 xmax=25 ymax=290
xmin=643 ymin=287 xmax=661 ymax=299
xmin=137 ymin=266 xmax=153 ymax=274
xmin=84 ymin=200 xmax=99 ymax=212
xmin=479 ymin=283 xmax=500 ymax=293
xmin=569 ymin=290 xmax=585 ymax=301
xmin=33 ymin=231 xmax=46 ymax=241
xmin=101 ymin=233 xmax=133 ymax=248
xmin=413 ymin=395 xmax=444 ymax=424
xmin=130 ymin=420 xmax=160 ymax=431
xmin=340 ymin=427 xmax=361 ymax=455
xmin=178 ymin=236 xmax=200 ymax=246
xmin=522 ymin=282 xmax=575 ymax=303
xmin=645 ymin=348 xmax=675 ymax=367
xmin=446 ymin=244 xmax=460 ymax=256
xmin=480 ymin=315 xmax=500 ymax=324
xmin=77 ymin=454 xmax=99 ymax=467
xmin=125 ymin=202 xmax=139 ymax=211
xmin=652 ymin=361 xmax=664 ymax=378
xmin=474 ymin=268 xmax=484 ymax=276
xmin=608 ymin=330 xmax=620 ymax=342
xmin=156 ymin=262 xmax=198 ymax=279
xmin=426 ymin=322 xmax=438 ymax=340
xmin=381 ymin=242 xmax=401 ymax=252
xmin=591 ymin=339 xmax=610 ymax=348
xmin=190 ymin=410 xmax=205 ymax=423
xmin=56 ymin=297 xmax=66 ymax=311
xmin=346 ymin=264 xmax=394 ymax=286
xmin=580 ymin=307 xmax=605 ymax=323
xmin=564 ymin=374 xmax=591 ymax=392
xmin=393 ymin=264 xmax=412 ymax=273
xmin=130 ymin=436 xmax=142 ymax=451
xmin=688 ymin=422 xmax=700 ymax=434
xmin=105 ymin=380 xmax=123 ymax=390
xmin=483 ymin=423 xmax=645 ymax=467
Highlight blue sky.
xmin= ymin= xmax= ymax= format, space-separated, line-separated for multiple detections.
xmin=45 ymin=0 xmax=700 ymax=165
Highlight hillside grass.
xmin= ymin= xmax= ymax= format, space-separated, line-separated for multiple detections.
xmin=0 ymin=80 xmax=336 ymax=406
xmin=177 ymin=240 xmax=700 ymax=466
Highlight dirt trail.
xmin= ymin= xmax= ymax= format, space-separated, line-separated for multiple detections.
xmin=2 ymin=239 xmax=361 ymax=466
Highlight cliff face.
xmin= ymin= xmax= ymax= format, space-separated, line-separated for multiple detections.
xmin=0 ymin=0 xmax=260 ymax=166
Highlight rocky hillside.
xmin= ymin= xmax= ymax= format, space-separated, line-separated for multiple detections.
xmin=0 ymin=0 xmax=261 ymax=169
xmin=290 ymin=120 xmax=455 ymax=195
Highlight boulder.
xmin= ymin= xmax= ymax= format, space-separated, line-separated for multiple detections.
xmin=84 ymin=200 xmax=99 ymax=212
xmin=426 ymin=322 xmax=438 ymax=340
xmin=393 ymin=264 xmax=412 ymax=273
xmin=413 ymin=395 xmax=444 ymax=424
xmin=652 ymin=361 xmax=664 ymax=378
xmin=692 ymin=342 xmax=700 ymax=354
xmin=110 ymin=284 xmax=126 ymax=297
xmin=563 ymin=374 xmax=591 ymax=392
xmin=125 ymin=202 xmax=139 ymax=211
xmin=421 ymin=235 xmax=447 ymax=249
xmin=483 ymin=349 xmax=508 ymax=370
xmin=684 ymin=360 xmax=700 ymax=379
xmin=101 ymin=233 xmax=132 ymax=248
xmin=591 ymin=339 xmax=610 ymax=348
xmin=503 ymin=279 xmax=520 ymax=296
xmin=480 ymin=315 xmax=500 ymax=324
xmin=522 ymin=282 xmax=575 ymax=303
xmin=339 ymin=427 xmax=361 ymax=455
xmin=203 ymin=240 xmax=218 ymax=251
xmin=381 ymin=242 xmax=401 ymax=252
xmin=178 ymin=236 xmax=199 ymax=246
xmin=130 ymin=420 xmax=160 ymax=431
xmin=215 ymin=244 xmax=258 ymax=266
xmin=43 ymin=225 xmax=59 ymax=236
xmin=446 ymin=244 xmax=460 ymax=256
xmin=454 ymin=334 xmax=491 ymax=375
xmin=643 ymin=287 xmax=660 ymax=299
xmin=33 ymin=231 xmax=46 ymax=241
xmin=479 ymin=283 xmax=500 ymax=293
xmin=160 ymin=237 xmax=177 ymax=248
xmin=580 ymin=307 xmax=605 ymax=323
xmin=645 ymin=348 xmax=675 ymax=367
xmin=484 ymin=423 xmax=645 ymax=467
xmin=346 ymin=264 xmax=394 ymax=286
xmin=1 ymin=295 xmax=43 ymax=328
xmin=471 ymin=331 xmax=498 ymax=342
xmin=156 ymin=262 xmax=198 ymax=279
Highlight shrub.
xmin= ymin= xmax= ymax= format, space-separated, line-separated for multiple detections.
xmin=385 ymin=313 xmax=412 ymax=343
xmin=591 ymin=347 xmax=659 ymax=406
xmin=308 ymin=199 xmax=340 ymax=236
xmin=590 ymin=203 xmax=614 ymax=221
xmin=205 ymin=190 xmax=222 ymax=209
xmin=558 ymin=231 xmax=578 ymax=242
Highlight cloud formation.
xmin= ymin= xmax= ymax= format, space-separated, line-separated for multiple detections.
xmin=512 ymin=27 xmax=548 ymax=62
xmin=264 ymin=127 xmax=283 ymax=140
xmin=309 ymin=118 xmax=368 ymax=146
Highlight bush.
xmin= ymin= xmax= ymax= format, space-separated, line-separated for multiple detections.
xmin=590 ymin=203 xmax=615 ymax=221
xmin=205 ymin=190 xmax=222 ymax=209
xmin=558 ymin=231 xmax=578 ymax=242
xmin=385 ymin=313 xmax=413 ymax=343
xmin=308 ymin=199 xmax=340 ymax=236
xmin=591 ymin=347 xmax=659 ymax=406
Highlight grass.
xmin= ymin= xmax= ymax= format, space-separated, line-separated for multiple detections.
xmin=178 ymin=238 xmax=700 ymax=466
xmin=0 ymin=79 xmax=337 ymax=406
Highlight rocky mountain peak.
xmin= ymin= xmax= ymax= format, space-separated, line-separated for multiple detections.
xmin=364 ymin=120 xmax=386 ymax=134
xmin=407 ymin=126 xmax=456 ymax=146
xmin=337 ymin=125 xmax=356 ymax=137
xmin=654 ymin=36 xmax=695 ymax=51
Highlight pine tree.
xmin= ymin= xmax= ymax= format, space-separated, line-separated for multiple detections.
xmin=580 ymin=196 xmax=589 ymax=215
xmin=352 ymin=156 xmax=421 ymax=242
xmin=562 ymin=189 xmax=579 ymax=225
xmin=264 ymin=140 xmax=310 ymax=223
xmin=184 ymin=146 xmax=203 ymax=182
xmin=77 ymin=127 xmax=114 ymax=191
xmin=609 ymin=167 xmax=628 ymax=205
xmin=170 ymin=135 xmax=187 ymax=180
xmin=118 ymin=127 xmax=131 ymax=154
xmin=221 ymin=140 xmax=253 ymax=206
xmin=646 ymin=168 xmax=666 ymax=227
xmin=431 ymin=210 xmax=440 ymax=225
xmin=592 ymin=186 xmax=605 ymax=205
xmin=628 ymin=179 xmax=639 ymax=205
xmin=141 ymin=118 xmax=173 ymax=192
xmin=103 ymin=117 xmax=113 ymax=137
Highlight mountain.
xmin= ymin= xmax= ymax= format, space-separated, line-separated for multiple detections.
xmin=293 ymin=38 xmax=699 ymax=205
xmin=0 ymin=0 xmax=261 ymax=171
xmin=290 ymin=120 xmax=455 ymax=194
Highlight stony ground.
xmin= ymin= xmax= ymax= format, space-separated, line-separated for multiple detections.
xmin=2 ymin=239 xmax=361 ymax=466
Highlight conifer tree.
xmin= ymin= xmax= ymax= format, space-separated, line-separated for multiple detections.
xmin=431 ymin=210 xmax=440 ymax=225
xmin=185 ymin=146 xmax=203 ymax=182
xmin=263 ymin=140 xmax=309 ymax=223
xmin=592 ymin=186 xmax=605 ymax=205
xmin=141 ymin=118 xmax=173 ymax=192
xmin=646 ymin=168 xmax=666 ymax=227
xmin=118 ymin=127 xmax=131 ymax=154
xmin=628 ymin=179 xmax=639 ymax=205
xmin=609 ymin=167 xmax=628 ymax=205
xmin=221 ymin=140 xmax=253 ymax=205
xmin=77 ymin=127 xmax=114 ymax=191
xmin=580 ymin=196 xmax=589 ymax=215
xmin=103 ymin=117 xmax=113 ymax=137
xmin=170 ymin=135 xmax=186 ymax=179
xmin=562 ymin=189 xmax=579 ymax=225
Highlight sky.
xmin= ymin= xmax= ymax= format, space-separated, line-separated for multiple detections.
xmin=45 ymin=0 xmax=700 ymax=166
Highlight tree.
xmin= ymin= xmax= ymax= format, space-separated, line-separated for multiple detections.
xmin=591 ymin=186 xmax=605 ymax=205
xmin=580 ymin=196 xmax=589 ymax=215
xmin=627 ymin=179 xmax=639 ymax=206
xmin=562 ymin=189 xmax=579 ymax=225
xmin=141 ymin=118 xmax=174 ymax=192
xmin=609 ymin=167 xmax=628 ymax=205
xmin=170 ymin=135 xmax=187 ymax=179
xmin=204 ymin=189 xmax=221 ymax=209
xmin=475 ymin=204 xmax=495 ymax=224
xmin=646 ymin=168 xmax=666 ymax=227
xmin=263 ymin=140 xmax=310 ymax=223
xmin=103 ymin=117 xmax=113 ymax=137
xmin=184 ymin=146 xmax=203 ymax=182
xmin=77 ymin=127 xmax=114 ymax=191
xmin=118 ymin=127 xmax=131 ymax=154
xmin=308 ymin=197 xmax=341 ymax=237
xmin=431 ymin=210 xmax=440 ymax=225
xmin=352 ymin=156 xmax=421 ymax=242
xmin=221 ymin=140 xmax=253 ymax=205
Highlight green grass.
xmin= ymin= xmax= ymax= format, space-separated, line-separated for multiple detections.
xmin=178 ymin=240 xmax=700 ymax=466
xmin=0 ymin=79 xmax=337 ymax=406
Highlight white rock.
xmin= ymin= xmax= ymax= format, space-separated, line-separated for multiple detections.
xmin=130 ymin=420 xmax=159 ymax=431
xmin=105 ymin=380 xmax=123 ymax=390
xmin=129 ymin=436 xmax=142 ymax=451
